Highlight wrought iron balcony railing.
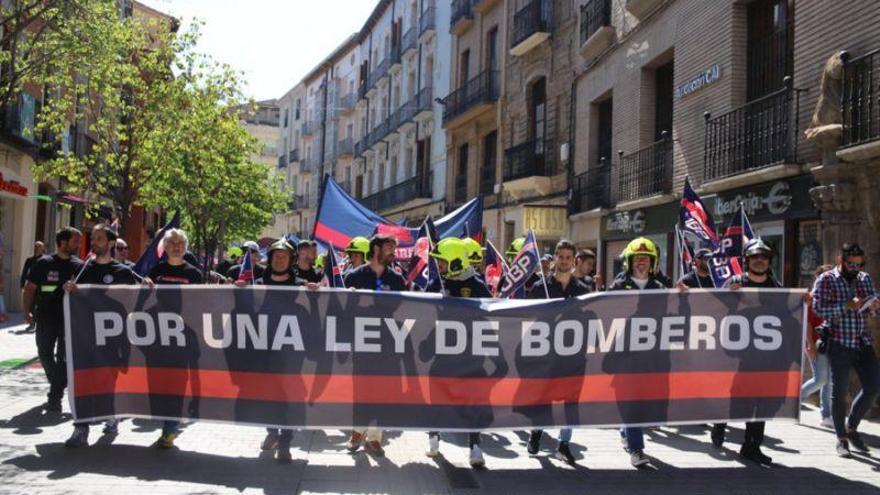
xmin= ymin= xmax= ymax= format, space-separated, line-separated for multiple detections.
xmin=360 ymin=175 xmax=431 ymax=212
xmin=617 ymin=132 xmax=673 ymax=202
xmin=442 ymin=69 xmax=499 ymax=125
xmin=503 ymin=139 xmax=556 ymax=181
xmin=450 ymin=0 xmax=473 ymax=31
xmin=337 ymin=137 xmax=354 ymax=156
xmin=420 ymin=6 xmax=436 ymax=36
xmin=841 ymin=49 xmax=879 ymax=148
xmin=579 ymin=0 xmax=610 ymax=45
xmin=277 ymin=155 xmax=288 ymax=168
xmin=402 ymin=27 xmax=417 ymax=55
xmin=288 ymin=148 xmax=299 ymax=163
xmin=703 ymin=77 xmax=805 ymax=182
xmin=512 ymin=0 xmax=552 ymax=49
xmin=570 ymin=159 xmax=613 ymax=214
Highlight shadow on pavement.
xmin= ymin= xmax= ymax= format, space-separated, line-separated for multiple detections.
xmin=2 ymin=442 xmax=879 ymax=494
xmin=0 ymin=406 xmax=69 ymax=435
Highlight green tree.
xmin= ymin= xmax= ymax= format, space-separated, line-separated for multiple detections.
xmin=31 ymin=1 xmax=185 ymax=235
xmin=150 ymin=55 xmax=285 ymax=271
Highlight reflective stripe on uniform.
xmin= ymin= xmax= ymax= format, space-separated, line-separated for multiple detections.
xmin=40 ymin=285 xmax=58 ymax=292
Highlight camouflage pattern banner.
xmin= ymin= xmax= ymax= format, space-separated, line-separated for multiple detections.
xmin=64 ymin=286 xmax=805 ymax=431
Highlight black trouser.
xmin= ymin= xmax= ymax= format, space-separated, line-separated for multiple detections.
xmin=428 ymin=431 xmax=480 ymax=448
xmin=35 ymin=318 xmax=66 ymax=401
xmin=266 ymin=428 xmax=294 ymax=448
xmin=829 ymin=341 xmax=880 ymax=438
xmin=713 ymin=422 xmax=765 ymax=448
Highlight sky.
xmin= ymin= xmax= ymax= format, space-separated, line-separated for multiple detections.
xmin=140 ymin=0 xmax=378 ymax=101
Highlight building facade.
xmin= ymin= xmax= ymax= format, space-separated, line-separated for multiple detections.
xmin=567 ymin=0 xmax=880 ymax=289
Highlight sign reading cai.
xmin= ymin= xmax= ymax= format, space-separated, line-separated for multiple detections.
xmin=674 ymin=65 xmax=721 ymax=99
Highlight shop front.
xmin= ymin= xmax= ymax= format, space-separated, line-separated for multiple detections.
xmin=702 ymin=174 xmax=819 ymax=288
xmin=0 ymin=166 xmax=38 ymax=313
xmin=601 ymin=201 xmax=679 ymax=284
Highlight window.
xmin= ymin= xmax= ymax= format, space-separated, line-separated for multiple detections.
xmin=283 ymin=108 xmax=289 ymax=128
xmin=530 ymin=77 xmax=546 ymax=152
xmin=596 ymin=98 xmax=613 ymax=163
xmin=654 ymin=61 xmax=674 ymax=139
xmin=481 ymin=131 xmax=497 ymax=195
xmin=487 ymin=27 xmax=499 ymax=71
xmin=747 ymin=0 xmax=793 ymax=99
xmin=295 ymin=99 xmax=301 ymax=120
xmin=459 ymin=49 xmax=470 ymax=86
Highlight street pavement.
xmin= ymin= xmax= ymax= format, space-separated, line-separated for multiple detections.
xmin=1 ymin=316 xmax=880 ymax=494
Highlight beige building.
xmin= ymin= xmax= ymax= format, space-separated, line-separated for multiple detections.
xmin=567 ymin=0 xmax=880 ymax=287
xmin=277 ymin=1 xmax=451 ymax=236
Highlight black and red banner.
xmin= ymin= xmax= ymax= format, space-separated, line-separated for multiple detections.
xmin=65 ymin=287 xmax=805 ymax=431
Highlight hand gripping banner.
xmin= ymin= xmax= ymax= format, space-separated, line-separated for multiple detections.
xmin=65 ymin=287 xmax=805 ymax=431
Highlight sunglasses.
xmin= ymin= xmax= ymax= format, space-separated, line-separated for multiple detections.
xmin=844 ymin=261 xmax=864 ymax=270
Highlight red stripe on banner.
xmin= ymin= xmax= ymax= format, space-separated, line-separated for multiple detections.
xmin=313 ymin=222 xmax=352 ymax=249
xmin=74 ymin=368 xmax=801 ymax=406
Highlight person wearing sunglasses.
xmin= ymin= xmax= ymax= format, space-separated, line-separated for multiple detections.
xmin=812 ymin=243 xmax=880 ymax=458
xmin=114 ymin=238 xmax=136 ymax=269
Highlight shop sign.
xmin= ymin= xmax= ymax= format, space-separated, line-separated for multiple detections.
xmin=606 ymin=210 xmax=646 ymax=234
xmin=673 ymin=64 xmax=721 ymax=99
xmin=524 ymin=206 xmax=567 ymax=238
xmin=712 ymin=181 xmax=792 ymax=219
xmin=0 ymin=171 xmax=28 ymax=198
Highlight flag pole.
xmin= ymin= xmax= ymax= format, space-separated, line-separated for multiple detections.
xmin=530 ymin=229 xmax=550 ymax=299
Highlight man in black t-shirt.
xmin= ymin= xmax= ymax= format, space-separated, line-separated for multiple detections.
xmin=19 ymin=241 xmax=45 ymax=332
xmin=63 ymin=224 xmax=143 ymax=447
xmin=21 ymin=227 xmax=83 ymax=412
xmin=342 ymin=234 xmax=406 ymax=457
xmin=677 ymin=248 xmax=715 ymax=289
xmin=711 ymin=239 xmax=780 ymax=466
xmin=226 ymin=241 xmax=265 ymax=281
xmin=526 ymin=240 xmax=590 ymax=465
xmin=295 ymin=239 xmax=324 ymax=284
xmin=146 ymin=228 xmax=203 ymax=449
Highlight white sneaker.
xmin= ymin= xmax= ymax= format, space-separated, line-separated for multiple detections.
xmin=426 ymin=435 xmax=440 ymax=457
xmin=630 ymin=450 xmax=650 ymax=467
xmin=469 ymin=445 xmax=485 ymax=469
xmin=821 ymin=416 xmax=834 ymax=429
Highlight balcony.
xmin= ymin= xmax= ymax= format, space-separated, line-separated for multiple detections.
xmin=277 ymin=155 xmax=288 ymax=168
xmin=367 ymin=58 xmax=390 ymax=92
xmin=579 ymin=0 xmax=613 ymax=59
xmin=419 ymin=6 xmax=435 ymax=38
xmin=703 ymin=78 xmax=805 ymax=186
xmin=503 ymin=139 xmax=557 ymax=197
xmin=839 ymin=49 xmax=880 ymax=161
xmin=355 ymin=139 xmax=369 ymax=156
xmin=337 ymin=137 xmax=354 ymax=157
xmin=625 ymin=0 xmax=662 ymax=19
xmin=301 ymin=120 xmax=314 ymax=136
xmin=450 ymin=0 xmax=474 ymax=36
xmin=360 ymin=175 xmax=431 ymax=212
xmin=442 ymin=69 xmax=499 ymax=128
xmin=390 ymin=44 xmax=402 ymax=69
xmin=339 ymin=93 xmax=357 ymax=114
xmin=414 ymin=86 xmax=434 ymax=120
xmin=616 ymin=132 xmax=673 ymax=205
xmin=473 ymin=0 xmax=501 ymax=13
xmin=288 ymin=148 xmax=299 ymax=163
xmin=402 ymin=28 xmax=417 ymax=56
xmin=510 ymin=0 xmax=552 ymax=57
xmin=480 ymin=160 xmax=495 ymax=196
xmin=570 ymin=160 xmax=614 ymax=215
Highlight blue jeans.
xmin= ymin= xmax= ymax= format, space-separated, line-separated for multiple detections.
xmin=558 ymin=428 xmax=572 ymax=443
xmin=801 ymin=353 xmax=831 ymax=418
xmin=829 ymin=342 xmax=880 ymax=438
xmin=620 ymin=427 xmax=644 ymax=452
xmin=162 ymin=420 xmax=179 ymax=436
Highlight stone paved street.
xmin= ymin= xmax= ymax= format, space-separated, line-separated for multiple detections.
xmin=1 ymin=317 xmax=879 ymax=495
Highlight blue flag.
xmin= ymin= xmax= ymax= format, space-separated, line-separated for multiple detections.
xmin=679 ymin=177 xmax=718 ymax=246
xmin=236 ymin=248 xmax=255 ymax=285
xmin=133 ymin=211 xmax=180 ymax=277
xmin=500 ymin=231 xmax=540 ymax=299
xmin=719 ymin=203 xmax=754 ymax=257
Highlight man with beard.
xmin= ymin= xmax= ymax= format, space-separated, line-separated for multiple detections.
xmin=343 ymin=234 xmax=406 ymax=457
xmin=609 ymin=237 xmax=670 ymax=468
xmin=676 ymin=248 xmax=715 ymax=289
xmin=711 ymin=239 xmax=780 ymax=465
xmin=63 ymin=224 xmax=146 ymax=447
xmin=255 ymin=239 xmax=300 ymax=462
xmin=573 ymin=249 xmax=600 ymax=292
xmin=812 ymin=243 xmax=880 ymax=458
xmin=21 ymin=227 xmax=83 ymax=412
xmin=527 ymin=240 xmax=590 ymax=465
